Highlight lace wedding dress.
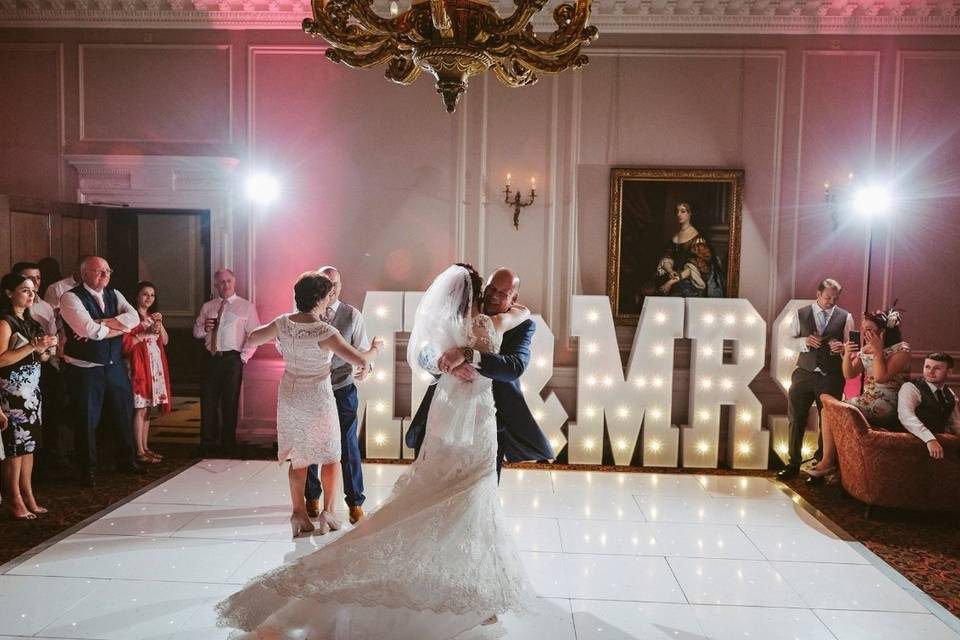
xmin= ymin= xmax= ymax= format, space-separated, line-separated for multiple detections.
xmin=216 ymin=313 xmax=541 ymax=639
xmin=275 ymin=314 xmax=341 ymax=468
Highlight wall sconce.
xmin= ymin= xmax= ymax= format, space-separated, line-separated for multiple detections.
xmin=504 ymin=173 xmax=537 ymax=229
xmin=823 ymin=172 xmax=853 ymax=231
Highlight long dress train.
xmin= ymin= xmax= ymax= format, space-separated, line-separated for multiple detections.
xmin=216 ymin=314 xmax=541 ymax=639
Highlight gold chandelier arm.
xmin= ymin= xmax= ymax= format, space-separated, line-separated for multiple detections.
xmin=326 ymin=41 xmax=400 ymax=68
xmin=491 ymin=59 xmax=538 ymax=87
xmin=508 ymin=45 xmax=589 ymax=75
xmin=482 ymin=0 xmax=549 ymax=37
xmin=510 ymin=23 xmax=596 ymax=58
xmin=384 ymin=56 xmax=423 ymax=84
xmin=429 ymin=0 xmax=454 ymax=37
xmin=304 ymin=19 xmax=391 ymax=52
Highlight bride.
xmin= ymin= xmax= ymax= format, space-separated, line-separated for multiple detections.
xmin=216 ymin=263 xmax=542 ymax=639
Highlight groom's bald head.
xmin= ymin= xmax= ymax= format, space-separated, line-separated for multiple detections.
xmin=483 ymin=268 xmax=520 ymax=315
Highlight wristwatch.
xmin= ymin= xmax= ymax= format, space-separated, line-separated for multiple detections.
xmin=462 ymin=347 xmax=474 ymax=363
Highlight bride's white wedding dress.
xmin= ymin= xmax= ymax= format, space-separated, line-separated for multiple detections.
xmin=216 ymin=313 xmax=541 ymax=639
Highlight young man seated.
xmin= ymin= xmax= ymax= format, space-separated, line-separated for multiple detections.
xmin=897 ymin=352 xmax=960 ymax=459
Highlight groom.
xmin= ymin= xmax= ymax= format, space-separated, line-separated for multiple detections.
xmin=405 ymin=267 xmax=554 ymax=477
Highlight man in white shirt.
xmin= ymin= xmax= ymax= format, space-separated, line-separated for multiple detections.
xmin=14 ymin=261 xmax=65 ymax=476
xmin=59 ymin=256 xmax=142 ymax=485
xmin=193 ymin=268 xmax=260 ymax=456
xmin=778 ymin=278 xmax=855 ymax=479
xmin=897 ymin=353 xmax=960 ymax=459
xmin=43 ymin=256 xmax=86 ymax=309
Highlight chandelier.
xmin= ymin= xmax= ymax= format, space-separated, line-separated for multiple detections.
xmin=303 ymin=0 xmax=598 ymax=112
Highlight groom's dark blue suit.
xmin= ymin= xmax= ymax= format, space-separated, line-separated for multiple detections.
xmin=404 ymin=319 xmax=555 ymax=475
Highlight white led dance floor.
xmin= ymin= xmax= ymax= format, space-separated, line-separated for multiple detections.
xmin=2 ymin=460 xmax=959 ymax=639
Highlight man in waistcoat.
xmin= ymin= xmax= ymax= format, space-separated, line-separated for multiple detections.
xmin=778 ymin=278 xmax=854 ymax=480
xmin=59 ymin=256 xmax=143 ymax=485
xmin=304 ymin=266 xmax=370 ymax=525
xmin=897 ymin=353 xmax=960 ymax=459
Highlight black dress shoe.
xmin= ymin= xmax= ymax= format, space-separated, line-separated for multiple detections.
xmin=116 ymin=462 xmax=145 ymax=475
xmin=776 ymin=465 xmax=800 ymax=480
xmin=805 ymin=474 xmax=824 ymax=485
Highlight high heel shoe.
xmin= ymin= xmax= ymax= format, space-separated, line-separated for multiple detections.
xmin=289 ymin=514 xmax=315 ymax=539
xmin=805 ymin=464 xmax=837 ymax=478
xmin=321 ymin=510 xmax=342 ymax=532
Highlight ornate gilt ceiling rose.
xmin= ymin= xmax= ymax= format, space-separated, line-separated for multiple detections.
xmin=303 ymin=0 xmax=598 ymax=112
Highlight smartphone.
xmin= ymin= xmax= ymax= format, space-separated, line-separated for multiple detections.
xmin=849 ymin=330 xmax=861 ymax=346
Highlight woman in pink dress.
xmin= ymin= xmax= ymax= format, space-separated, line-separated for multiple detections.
xmin=242 ymin=271 xmax=381 ymax=537
xmin=122 ymin=281 xmax=171 ymax=464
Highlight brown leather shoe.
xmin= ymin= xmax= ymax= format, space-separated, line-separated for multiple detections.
xmin=349 ymin=505 xmax=364 ymax=524
xmin=305 ymin=499 xmax=320 ymax=519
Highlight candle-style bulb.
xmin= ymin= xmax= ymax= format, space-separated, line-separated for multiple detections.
xmin=506 ymin=172 xmax=511 ymax=187
xmin=389 ymin=0 xmax=398 ymax=15
xmin=530 ymin=176 xmax=536 ymax=189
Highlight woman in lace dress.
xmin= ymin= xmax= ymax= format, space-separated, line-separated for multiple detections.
xmin=217 ymin=264 xmax=542 ymax=640
xmin=242 ymin=272 xmax=381 ymax=537
xmin=806 ymin=307 xmax=910 ymax=484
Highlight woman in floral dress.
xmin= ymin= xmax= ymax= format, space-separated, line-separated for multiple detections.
xmin=806 ymin=307 xmax=910 ymax=483
xmin=123 ymin=281 xmax=172 ymax=464
xmin=0 ymin=273 xmax=57 ymax=519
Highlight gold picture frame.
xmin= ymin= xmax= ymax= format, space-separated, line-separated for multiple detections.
xmin=607 ymin=167 xmax=744 ymax=323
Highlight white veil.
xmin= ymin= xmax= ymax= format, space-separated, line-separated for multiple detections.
xmin=406 ymin=265 xmax=474 ymax=374
xmin=406 ymin=265 xmax=482 ymax=448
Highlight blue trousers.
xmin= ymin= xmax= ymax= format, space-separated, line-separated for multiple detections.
xmin=65 ymin=362 xmax=135 ymax=472
xmin=304 ymin=384 xmax=365 ymax=507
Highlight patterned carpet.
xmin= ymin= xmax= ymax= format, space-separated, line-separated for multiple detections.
xmin=2 ymin=452 xmax=958 ymax=617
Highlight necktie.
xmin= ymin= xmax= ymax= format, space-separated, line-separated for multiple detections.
xmin=324 ymin=306 xmax=335 ymax=322
xmin=818 ymin=309 xmax=828 ymax=335
xmin=209 ymin=298 xmax=227 ymax=354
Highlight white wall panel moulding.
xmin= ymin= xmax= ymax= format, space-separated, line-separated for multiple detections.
xmin=2 ymin=0 xmax=959 ymax=33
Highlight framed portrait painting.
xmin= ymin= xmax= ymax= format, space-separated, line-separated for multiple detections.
xmin=607 ymin=168 xmax=744 ymax=322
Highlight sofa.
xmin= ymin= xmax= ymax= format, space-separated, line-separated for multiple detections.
xmin=820 ymin=395 xmax=960 ymax=516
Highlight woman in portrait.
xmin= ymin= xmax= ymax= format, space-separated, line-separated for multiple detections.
xmin=655 ymin=202 xmax=722 ymax=298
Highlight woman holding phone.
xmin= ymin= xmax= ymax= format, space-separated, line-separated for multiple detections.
xmin=806 ymin=306 xmax=911 ymax=484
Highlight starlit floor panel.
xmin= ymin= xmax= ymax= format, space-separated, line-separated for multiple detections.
xmin=2 ymin=460 xmax=959 ymax=639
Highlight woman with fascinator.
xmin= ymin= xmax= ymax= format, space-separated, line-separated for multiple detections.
xmin=217 ymin=264 xmax=544 ymax=639
xmin=805 ymin=305 xmax=911 ymax=484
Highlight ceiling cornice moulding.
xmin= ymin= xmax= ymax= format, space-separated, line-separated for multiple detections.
xmin=1 ymin=0 xmax=958 ymax=33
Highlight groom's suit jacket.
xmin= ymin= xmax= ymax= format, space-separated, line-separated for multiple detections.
xmin=404 ymin=319 xmax=555 ymax=463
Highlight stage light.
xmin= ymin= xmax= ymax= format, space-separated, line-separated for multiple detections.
xmin=245 ymin=172 xmax=280 ymax=205
xmin=852 ymin=184 xmax=893 ymax=217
